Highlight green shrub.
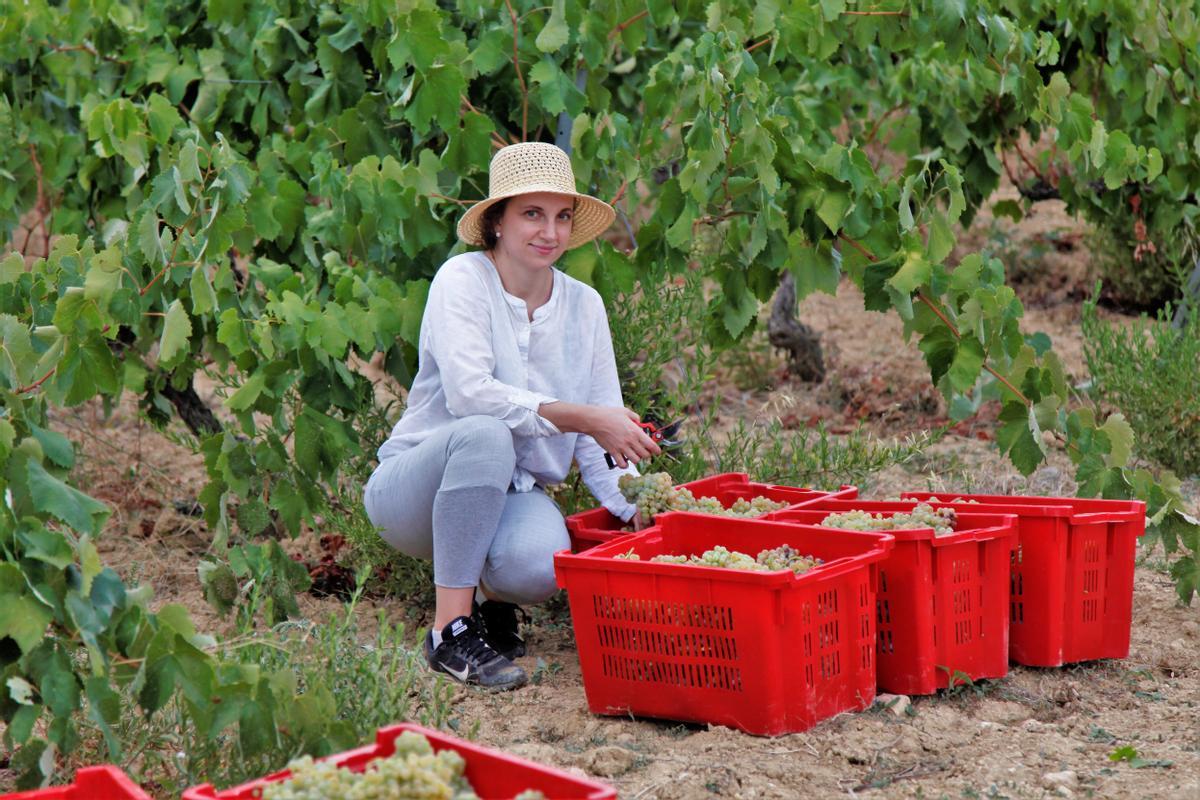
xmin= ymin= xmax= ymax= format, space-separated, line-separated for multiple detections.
xmin=110 ymin=604 xmax=452 ymax=796
xmin=332 ymin=493 xmax=435 ymax=609
xmin=1087 ymin=225 xmax=1193 ymax=311
xmin=1082 ymin=298 xmax=1200 ymax=477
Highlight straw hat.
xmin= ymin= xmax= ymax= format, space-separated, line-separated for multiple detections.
xmin=457 ymin=142 xmax=616 ymax=250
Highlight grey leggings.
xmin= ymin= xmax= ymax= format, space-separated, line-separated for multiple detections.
xmin=363 ymin=415 xmax=568 ymax=605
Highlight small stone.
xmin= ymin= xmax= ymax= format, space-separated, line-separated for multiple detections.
xmin=979 ymin=721 xmax=1000 ymax=731
xmin=874 ymin=693 xmax=911 ymax=716
xmin=1021 ymin=719 xmax=1046 ymax=733
xmin=1055 ymin=787 xmax=1074 ymax=799
xmin=1042 ymin=770 xmax=1078 ymax=789
xmin=1181 ymin=620 xmax=1200 ymax=638
xmin=1051 ymin=682 xmax=1082 ymax=706
xmin=585 ymin=745 xmax=638 ymax=778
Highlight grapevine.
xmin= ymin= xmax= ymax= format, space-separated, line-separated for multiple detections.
xmin=616 ymin=544 xmax=822 ymax=575
xmin=820 ymin=504 xmax=959 ymax=537
xmin=0 ymin=0 xmax=1198 ymax=789
xmin=618 ymin=473 xmax=788 ymax=522
xmin=260 ymin=732 xmax=545 ymax=800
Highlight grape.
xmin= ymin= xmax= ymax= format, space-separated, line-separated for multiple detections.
xmin=617 ymin=472 xmax=787 ymax=523
xmin=820 ymin=503 xmax=958 ymax=537
xmin=613 ymin=544 xmax=822 ymax=574
xmin=260 ymin=731 xmax=546 ymax=800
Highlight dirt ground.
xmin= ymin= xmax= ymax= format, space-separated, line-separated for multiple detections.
xmin=28 ymin=189 xmax=1200 ymax=799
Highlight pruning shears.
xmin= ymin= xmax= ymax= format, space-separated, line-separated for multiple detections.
xmin=605 ymin=418 xmax=685 ymax=469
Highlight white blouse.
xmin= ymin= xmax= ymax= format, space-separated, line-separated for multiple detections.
xmin=377 ymin=251 xmax=638 ymax=521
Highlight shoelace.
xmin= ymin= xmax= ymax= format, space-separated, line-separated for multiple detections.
xmin=452 ymin=622 xmax=499 ymax=665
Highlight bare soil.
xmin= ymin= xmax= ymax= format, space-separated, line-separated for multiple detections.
xmin=23 ymin=193 xmax=1200 ymax=799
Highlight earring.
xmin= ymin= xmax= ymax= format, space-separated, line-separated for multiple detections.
xmin=495 ymin=230 xmax=502 ymax=238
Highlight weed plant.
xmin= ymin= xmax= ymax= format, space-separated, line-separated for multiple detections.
xmin=1082 ymin=297 xmax=1200 ymax=477
xmin=676 ymin=418 xmax=940 ymax=492
xmin=112 ymin=596 xmax=452 ymax=796
xmin=330 ymin=491 xmax=435 ymax=609
xmin=1087 ymin=225 xmax=1197 ymax=311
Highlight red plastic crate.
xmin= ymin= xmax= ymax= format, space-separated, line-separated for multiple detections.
xmin=769 ymin=502 xmax=1017 ymax=695
xmin=901 ymin=492 xmax=1146 ymax=667
xmin=0 ymin=767 xmax=150 ymax=800
xmin=553 ymin=513 xmax=894 ymax=735
xmin=182 ymin=723 xmax=614 ymax=800
xmin=565 ymin=472 xmax=858 ymax=552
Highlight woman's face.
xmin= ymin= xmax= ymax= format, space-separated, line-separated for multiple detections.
xmin=493 ymin=192 xmax=574 ymax=271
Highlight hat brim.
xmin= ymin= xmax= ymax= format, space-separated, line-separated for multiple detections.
xmin=457 ymin=186 xmax=617 ymax=250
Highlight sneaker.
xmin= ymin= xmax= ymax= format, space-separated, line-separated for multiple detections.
xmin=475 ymin=600 xmax=529 ymax=660
xmin=423 ymin=616 xmax=527 ymax=691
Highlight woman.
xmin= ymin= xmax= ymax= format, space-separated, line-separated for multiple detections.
xmin=364 ymin=142 xmax=660 ymax=690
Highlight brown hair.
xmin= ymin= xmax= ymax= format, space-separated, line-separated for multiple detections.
xmin=480 ymin=199 xmax=509 ymax=250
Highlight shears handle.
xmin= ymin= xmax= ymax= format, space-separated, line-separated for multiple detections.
xmin=603 ymin=422 xmax=671 ymax=469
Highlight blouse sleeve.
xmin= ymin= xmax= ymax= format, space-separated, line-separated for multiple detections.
xmin=573 ymin=300 xmax=639 ymax=521
xmin=425 ymin=264 xmax=561 ymax=438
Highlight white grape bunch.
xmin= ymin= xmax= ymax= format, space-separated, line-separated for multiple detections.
xmin=261 ymin=731 xmax=546 ymax=800
xmin=820 ymin=503 xmax=958 ymax=537
xmin=616 ymin=544 xmax=822 ymax=574
xmin=617 ymin=472 xmax=787 ymax=523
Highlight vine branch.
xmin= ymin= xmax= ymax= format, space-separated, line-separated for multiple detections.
xmin=141 ymin=167 xmax=213 ymax=297
xmin=837 ymin=233 xmax=1032 ymax=406
xmin=746 ymin=36 xmax=773 ymax=54
xmin=26 ymin=144 xmax=53 ymax=258
xmin=864 ymin=103 xmax=905 ymax=146
xmin=1012 ymin=139 xmax=1048 ymax=184
xmin=609 ymin=179 xmax=629 ymax=206
xmin=460 ymin=95 xmax=511 ymax=150
xmin=430 ymin=193 xmax=475 ymax=206
xmin=15 ymin=367 xmax=57 ymax=395
xmin=503 ymin=0 xmax=529 ymax=140
xmin=36 ymin=39 xmax=130 ymax=65
xmin=610 ymin=10 xmax=649 ymax=37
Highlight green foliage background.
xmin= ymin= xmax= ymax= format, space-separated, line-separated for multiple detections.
xmin=1 ymin=0 xmax=1199 ymax=789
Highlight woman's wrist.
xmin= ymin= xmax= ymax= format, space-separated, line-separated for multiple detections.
xmin=537 ymin=400 xmax=589 ymax=434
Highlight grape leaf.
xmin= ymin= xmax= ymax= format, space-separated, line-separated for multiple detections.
xmin=1099 ymin=413 xmax=1134 ymax=468
xmin=536 ymin=0 xmax=569 ymax=52
xmin=1 ymin=251 xmax=26 ymax=284
xmin=722 ymin=285 xmax=758 ymax=339
xmin=158 ymin=299 xmax=192 ymax=368
xmin=0 ymin=565 xmax=53 ymax=654
xmin=927 ymin=212 xmax=955 ymax=263
xmin=817 ymin=190 xmax=851 ymax=233
xmin=947 ymin=337 xmax=985 ymax=393
xmin=887 ymin=250 xmax=932 ymax=296
xmin=226 ymin=372 xmax=266 ymax=412
xmin=996 ymin=401 xmax=1045 ymax=475
xmin=1171 ymin=553 xmax=1199 ymax=605
xmin=26 ymin=461 xmax=110 ymax=535
xmin=189 ymin=265 xmax=218 ymax=316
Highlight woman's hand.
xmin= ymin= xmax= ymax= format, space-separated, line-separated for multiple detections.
xmin=536 ymin=402 xmax=661 ymax=468
xmin=587 ymin=406 xmax=660 ymax=468
xmin=631 ymin=511 xmax=649 ymax=531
